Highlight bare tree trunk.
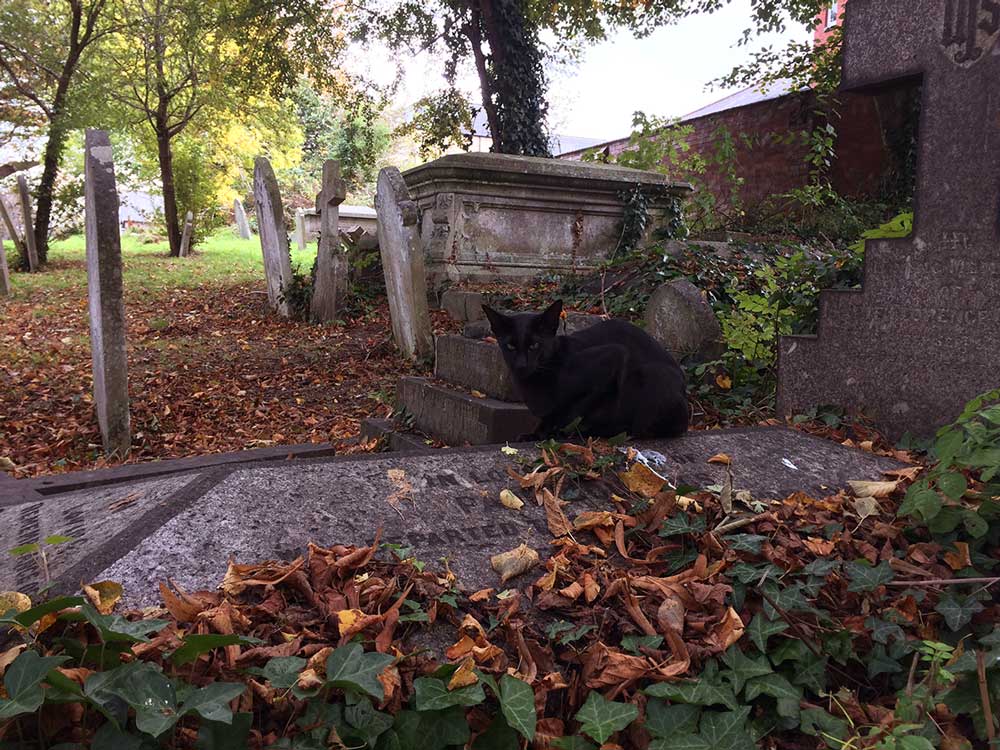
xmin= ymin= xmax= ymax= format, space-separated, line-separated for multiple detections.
xmin=31 ymin=108 xmax=69 ymax=268
xmin=156 ymin=121 xmax=181 ymax=256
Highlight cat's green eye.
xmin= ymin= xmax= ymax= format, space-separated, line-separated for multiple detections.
xmin=506 ymin=343 xmax=516 ymax=351
xmin=529 ymin=342 xmax=540 ymax=350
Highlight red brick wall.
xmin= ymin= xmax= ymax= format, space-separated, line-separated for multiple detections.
xmin=814 ymin=0 xmax=847 ymax=46
xmin=561 ymin=82 xmax=910 ymax=218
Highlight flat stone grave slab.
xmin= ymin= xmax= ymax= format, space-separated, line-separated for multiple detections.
xmin=0 ymin=428 xmax=902 ymax=608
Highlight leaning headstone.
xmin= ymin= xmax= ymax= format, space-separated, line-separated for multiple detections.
xmin=375 ymin=167 xmax=434 ymax=360
xmin=310 ymin=160 xmax=348 ymax=323
xmin=645 ymin=279 xmax=724 ymax=362
xmin=234 ymin=198 xmax=251 ymax=239
xmin=778 ymin=0 xmax=1000 ymax=439
xmin=16 ymin=176 xmax=38 ymax=272
xmin=0 ymin=199 xmax=25 ymax=265
xmin=252 ymin=157 xmax=293 ymax=318
xmin=84 ymin=130 xmax=131 ymax=458
xmin=178 ymin=210 xmax=193 ymax=258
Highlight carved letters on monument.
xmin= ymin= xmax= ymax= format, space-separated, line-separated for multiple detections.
xmin=777 ymin=0 xmax=1000 ymax=439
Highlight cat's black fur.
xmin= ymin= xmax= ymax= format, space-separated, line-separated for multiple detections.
xmin=482 ymin=300 xmax=689 ymax=439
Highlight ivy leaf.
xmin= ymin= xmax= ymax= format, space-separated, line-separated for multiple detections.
xmin=845 ymin=560 xmax=895 ymax=592
xmin=743 ymin=673 xmax=802 ymax=709
xmin=935 ymin=594 xmax=984 ymax=631
xmin=499 ymin=674 xmax=535 ymax=741
xmin=645 ymin=700 xmax=700 ymax=739
xmin=471 ymin=715 xmax=519 ymax=750
xmin=344 ymin=698 xmax=394 ymax=746
xmin=865 ymin=617 xmax=906 ymax=645
xmin=256 ymin=656 xmax=306 ymax=690
xmin=698 ymin=706 xmax=754 ymax=750
xmin=723 ymin=534 xmax=768 ymax=554
xmin=799 ymin=707 xmax=849 ymax=741
xmin=867 ymin=644 xmax=905 ymax=678
xmin=325 ymin=643 xmax=395 ymax=701
xmin=170 ymin=634 xmax=262 ymax=667
xmin=85 ymin=662 xmax=178 ymax=737
xmin=0 ymin=651 xmax=71 ymax=720
xmin=81 ymin=605 xmax=169 ymax=644
xmin=645 ymin=675 xmax=739 ymax=710
xmin=573 ymin=690 xmax=638 ymax=744
xmin=651 ymin=735 xmax=709 ymax=750
xmin=621 ymin=634 xmax=663 ymax=654
xmin=413 ymin=677 xmax=485 ymax=711
xmin=196 ymin=713 xmax=252 ymax=750
xmin=1 ymin=596 xmax=85 ymax=629
xmin=746 ymin=614 xmax=788 ymax=653
xmin=179 ymin=682 xmax=245 ymax=723
xmin=660 ymin=514 xmax=705 ymax=537
xmin=799 ymin=558 xmax=840 ymax=577
xmin=720 ymin=647 xmax=772 ymax=693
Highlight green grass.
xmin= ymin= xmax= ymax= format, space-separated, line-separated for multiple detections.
xmin=1 ymin=230 xmax=317 ymax=299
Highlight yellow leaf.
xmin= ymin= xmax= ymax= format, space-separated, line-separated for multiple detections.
xmin=81 ymin=581 xmax=123 ymax=615
xmin=0 ymin=592 xmax=31 ymax=616
xmin=707 ymin=453 xmax=731 ymax=465
xmin=541 ymin=489 xmax=573 ymax=537
xmin=490 ymin=544 xmax=540 ymax=584
xmin=447 ymin=657 xmax=478 ymax=690
xmin=336 ymin=609 xmax=366 ymax=636
xmin=471 ymin=390 xmax=486 ymax=399
xmin=715 ymin=374 xmax=732 ymax=390
xmin=847 ymin=479 xmax=901 ymax=498
xmin=619 ymin=462 xmax=666 ymax=498
xmin=499 ymin=489 xmax=524 ymax=510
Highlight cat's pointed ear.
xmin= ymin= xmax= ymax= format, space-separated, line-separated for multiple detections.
xmin=482 ymin=305 xmax=511 ymax=337
xmin=538 ymin=299 xmax=563 ymax=335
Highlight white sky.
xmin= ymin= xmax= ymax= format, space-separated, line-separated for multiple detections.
xmin=356 ymin=0 xmax=812 ymax=143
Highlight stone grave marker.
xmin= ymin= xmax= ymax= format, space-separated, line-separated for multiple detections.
xmin=778 ymin=0 xmax=1000 ymax=439
xmin=234 ymin=198 xmax=251 ymax=239
xmin=376 ymin=167 xmax=434 ymax=360
xmin=0 ymin=428 xmax=902 ymax=607
xmin=252 ymin=157 xmax=293 ymax=318
xmin=293 ymin=208 xmax=307 ymax=251
xmin=0 ymin=198 xmax=25 ymax=273
xmin=310 ymin=159 xmax=348 ymax=323
xmin=645 ymin=279 xmax=724 ymax=362
xmin=178 ymin=210 xmax=193 ymax=257
xmin=0 ymin=230 xmax=10 ymax=297
xmin=84 ymin=129 xmax=131 ymax=459
xmin=16 ymin=175 xmax=38 ymax=272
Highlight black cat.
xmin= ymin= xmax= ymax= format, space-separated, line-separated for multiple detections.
xmin=482 ymin=300 xmax=689 ymax=439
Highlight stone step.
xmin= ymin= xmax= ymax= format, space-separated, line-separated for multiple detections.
xmin=397 ymin=377 xmax=538 ymax=446
xmin=440 ymin=289 xmax=484 ymax=323
xmin=434 ymin=335 xmax=520 ymax=402
xmin=360 ymin=418 xmax=432 ymax=453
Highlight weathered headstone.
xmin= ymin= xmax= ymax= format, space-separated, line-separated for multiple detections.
xmin=310 ymin=159 xmax=348 ymax=323
xmin=234 ymin=198 xmax=251 ymax=239
xmin=293 ymin=208 xmax=307 ymax=251
xmin=252 ymin=157 xmax=293 ymax=318
xmin=0 ymin=232 xmax=10 ymax=297
xmin=16 ymin=176 xmax=38 ymax=272
xmin=0 ymin=428 xmax=902 ymax=606
xmin=178 ymin=210 xmax=193 ymax=258
xmin=376 ymin=167 xmax=434 ymax=360
xmin=778 ymin=0 xmax=1000 ymax=439
xmin=0 ymin=198 xmax=25 ymax=269
xmin=645 ymin=279 xmax=724 ymax=362
xmin=84 ymin=130 xmax=131 ymax=459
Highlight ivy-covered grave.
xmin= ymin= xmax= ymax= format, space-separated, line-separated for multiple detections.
xmin=0 ymin=389 xmax=997 ymax=748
